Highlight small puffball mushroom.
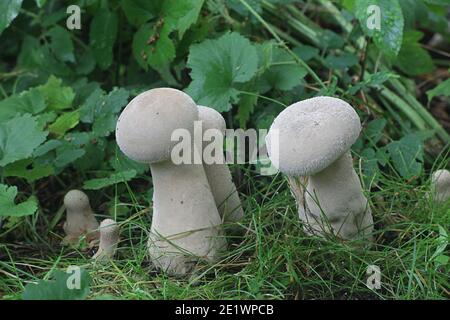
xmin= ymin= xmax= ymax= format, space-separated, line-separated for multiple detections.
xmin=116 ymin=88 xmax=225 ymax=275
xmin=431 ymin=169 xmax=450 ymax=204
xmin=93 ymin=219 xmax=120 ymax=262
xmin=62 ymin=190 xmax=99 ymax=245
xmin=266 ymin=96 xmax=373 ymax=241
xmin=198 ymin=106 xmax=244 ymax=224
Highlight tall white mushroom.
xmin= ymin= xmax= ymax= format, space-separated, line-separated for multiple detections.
xmin=116 ymin=88 xmax=225 ymax=275
xmin=62 ymin=190 xmax=99 ymax=245
xmin=431 ymin=169 xmax=450 ymax=204
xmin=266 ymin=96 xmax=374 ymax=241
xmin=93 ymin=219 xmax=120 ymax=262
xmin=198 ymin=106 xmax=244 ymax=224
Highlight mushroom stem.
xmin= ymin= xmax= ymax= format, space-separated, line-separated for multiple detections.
xmin=148 ymin=154 xmax=226 ymax=275
xmin=295 ymin=152 xmax=373 ymax=240
xmin=431 ymin=169 xmax=450 ymax=204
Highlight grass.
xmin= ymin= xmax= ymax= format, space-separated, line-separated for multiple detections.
xmin=1 ymin=161 xmax=449 ymax=300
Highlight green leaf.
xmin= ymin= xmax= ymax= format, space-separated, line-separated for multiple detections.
xmin=83 ymin=170 xmax=137 ymax=190
xmin=35 ymin=0 xmax=47 ymax=8
xmin=347 ymin=71 xmax=396 ymax=95
xmin=0 ymin=184 xmax=37 ymax=217
xmin=121 ymin=0 xmax=158 ymax=27
xmin=186 ymin=32 xmax=258 ymax=112
xmin=22 ymin=269 xmax=91 ymax=300
xmin=89 ymin=10 xmax=118 ymax=70
xmin=363 ymin=118 xmax=387 ymax=144
xmin=293 ymin=44 xmax=319 ymax=62
xmin=325 ymin=53 xmax=359 ymax=70
xmin=427 ymin=77 xmax=450 ymax=101
xmin=395 ymin=31 xmax=435 ymax=76
xmin=0 ymin=0 xmax=23 ymax=35
xmin=38 ymin=76 xmax=75 ymax=110
xmin=259 ymin=46 xmax=307 ymax=92
xmin=3 ymin=159 xmax=54 ymax=182
xmin=0 ymin=88 xmax=46 ymax=121
xmin=48 ymin=111 xmax=80 ymax=136
xmin=387 ymin=133 xmax=424 ymax=179
xmin=361 ymin=148 xmax=380 ymax=186
xmin=172 ymin=0 xmax=204 ymax=38
xmin=237 ymin=93 xmax=258 ymax=128
xmin=46 ymin=26 xmax=75 ymax=63
xmin=355 ymin=0 xmax=404 ymax=58
xmin=0 ymin=114 xmax=48 ymax=167
xmin=132 ymin=22 xmax=176 ymax=70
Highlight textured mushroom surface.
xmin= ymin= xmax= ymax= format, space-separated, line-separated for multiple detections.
xmin=62 ymin=190 xmax=99 ymax=245
xmin=266 ymin=96 xmax=361 ymax=176
xmin=431 ymin=169 xmax=450 ymax=203
xmin=198 ymin=106 xmax=244 ymax=224
xmin=93 ymin=219 xmax=120 ymax=262
xmin=116 ymin=88 xmax=225 ymax=275
xmin=266 ymin=97 xmax=373 ymax=241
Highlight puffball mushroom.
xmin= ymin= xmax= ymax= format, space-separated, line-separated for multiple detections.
xmin=266 ymin=96 xmax=374 ymax=241
xmin=431 ymin=169 xmax=450 ymax=204
xmin=62 ymin=190 xmax=99 ymax=245
xmin=198 ymin=106 xmax=244 ymax=224
xmin=93 ymin=219 xmax=120 ymax=262
xmin=116 ymin=88 xmax=225 ymax=275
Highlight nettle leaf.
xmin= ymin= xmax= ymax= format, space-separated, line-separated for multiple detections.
xmin=348 ymin=71 xmax=396 ymax=95
xmin=355 ymin=0 xmax=404 ymax=58
xmin=0 ymin=88 xmax=46 ymax=121
xmin=46 ymin=26 xmax=75 ymax=63
xmin=83 ymin=169 xmax=137 ymax=190
xmin=427 ymin=76 xmax=450 ymax=101
xmin=89 ymin=9 xmax=118 ymax=70
xmin=259 ymin=46 xmax=307 ymax=92
xmin=0 ymin=184 xmax=37 ymax=217
xmin=22 ymin=269 xmax=91 ymax=300
xmin=0 ymin=0 xmax=23 ymax=35
xmin=363 ymin=118 xmax=387 ymax=144
xmin=186 ymin=32 xmax=258 ymax=112
xmin=38 ymin=76 xmax=75 ymax=110
xmin=0 ymin=114 xmax=48 ymax=167
xmin=395 ymin=31 xmax=435 ymax=76
xmin=387 ymin=133 xmax=424 ymax=179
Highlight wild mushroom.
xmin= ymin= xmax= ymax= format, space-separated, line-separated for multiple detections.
xmin=198 ymin=105 xmax=244 ymax=224
xmin=115 ymin=88 xmax=225 ymax=275
xmin=93 ymin=219 xmax=120 ymax=262
xmin=266 ymin=96 xmax=374 ymax=241
xmin=62 ymin=189 xmax=99 ymax=245
xmin=431 ymin=169 xmax=450 ymax=204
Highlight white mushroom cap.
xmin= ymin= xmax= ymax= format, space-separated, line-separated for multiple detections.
xmin=98 ymin=219 xmax=119 ymax=240
xmin=198 ymin=106 xmax=226 ymax=135
xmin=115 ymin=88 xmax=198 ymax=164
xmin=266 ymin=96 xmax=361 ymax=176
xmin=64 ymin=190 xmax=90 ymax=211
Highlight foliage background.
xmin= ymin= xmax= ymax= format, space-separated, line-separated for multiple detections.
xmin=0 ymin=0 xmax=449 ymax=299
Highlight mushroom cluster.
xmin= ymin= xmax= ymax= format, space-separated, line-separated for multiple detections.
xmin=116 ymin=88 xmax=234 ymax=275
xmin=62 ymin=189 xmax=99 ymax=245
xmin=266 ymin=96 xmax=374 ymax=241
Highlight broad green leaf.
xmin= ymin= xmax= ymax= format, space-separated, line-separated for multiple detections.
xmin=163 ymin=0 xmax=204 ymax=38
xmin=48 ymin=111 xmax=80 ymax=136
xmin=0 ymin=0 xmax=23 ymax=35
xmin=186 ymin=32 xmax=258 ymax=112
xmin=361 ymin=148 xmax=380 ymax=186
xmin=387 ymin=133 xmax=424 ymax=179
xmin=132 ymin=22 xmax=175 ymax=70
xmin=237 ymin=93 xmax=258 ymax=128
xmin=325 ymin=52 xmax=359 ymax=70
xmin=54 ymin=144 xmax=86 ymax=168
xmin=259 ymin=46 xmax=307 ymax=92
xmin=0 ymin=114 xmax=48 ymax=167
xmin=293 ymin=44 xmax=319 ymax=62
xmin=3 ymin=159 xmax=54 ymax=182
xmin=46 ymin=26 xmax=75 ymax=63
xmin=0 ymin=88 xmax=46 ymax=121
xmin=355 ymin=0 xmax=404 ymax=58
xmin=22 ymin=269 xmax=91 ymax=300
xmin=347 ymin=71 xmax=396 ymax=95
xmin=89 ymin=10 xmax=118 ymax=70
xmin=427 ymin=77 xmax=450 ymax=101
xmin=83 ymin=170 xmax=137 ymax=190
xmin=120 ymin=0 xmax=158 ymax=26
xmin=38 ymin=76 xmax=75 ymax=110
xmin=363 ymin=118 xmax=387 ymax=144
xmin=395 ymin=31 xmax=435 ymax=76
xmin=0 ymin=184 xmax=37 ymax=217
